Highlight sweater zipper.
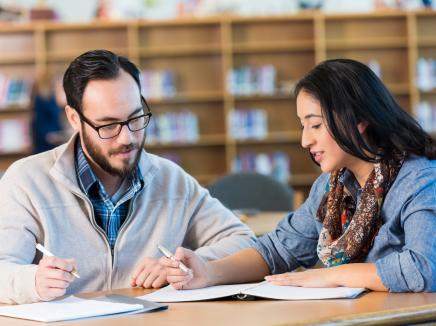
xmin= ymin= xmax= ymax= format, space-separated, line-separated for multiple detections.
xmin=71 ymin=190 xmax=113 ymax=290
xmin=112 ymin=192 xmax=140 ymax=269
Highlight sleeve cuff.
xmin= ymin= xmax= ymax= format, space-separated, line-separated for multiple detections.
xmin=14 ymin=264 xmax=43 ymax=304
xmin=375 ymin=252 xmax=425 ymax=292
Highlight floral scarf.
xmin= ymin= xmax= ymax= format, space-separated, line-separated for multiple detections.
xmin=316 ymin=156 xmax=404 ymax=267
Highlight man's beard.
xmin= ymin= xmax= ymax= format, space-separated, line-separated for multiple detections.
xmin=82 ymin=128 xmax=145 ymax=179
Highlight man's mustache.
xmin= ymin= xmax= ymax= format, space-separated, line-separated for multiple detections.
xmin=109 ymin=143 xmax=141 ymax=155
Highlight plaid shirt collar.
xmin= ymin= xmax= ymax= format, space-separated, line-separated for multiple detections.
xmin=75 ymin=139 xmax=143 ymax=198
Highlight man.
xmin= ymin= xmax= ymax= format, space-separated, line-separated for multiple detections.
xmin=0 ymin=50 xmax=255 ymax=304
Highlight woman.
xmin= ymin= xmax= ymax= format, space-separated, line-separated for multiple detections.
xmin=161 ymin=58 xmax=436 ymax=292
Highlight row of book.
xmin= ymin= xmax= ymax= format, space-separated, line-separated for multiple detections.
xmin=416 ymin=58 xmax=436 ymax=91
xmin=146 ymin=111 xmax=199 ymax=144
xmin=231 ymin=152 xmax=290 ymax=184
xmin=0 ymin=119 xmax=30 ymax=153
xmin=227 ymin=65 xmax=276 ymax=96
xmin=416 ymin=101 xmax=436 ymax=133
xmin=228 ymin=109 xmax=268 ymax=140
xmin=0 ymin=75 xmax=33 ymax=109
xmin=140 ymin=69 xmax=176 ymax=99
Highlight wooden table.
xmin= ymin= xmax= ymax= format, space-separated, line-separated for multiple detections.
xmin=2 ymin=288 xmax=436 ymax=325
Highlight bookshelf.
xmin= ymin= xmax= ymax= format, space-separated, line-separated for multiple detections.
xmin=1 ymin=11 xmax=435 ymax=199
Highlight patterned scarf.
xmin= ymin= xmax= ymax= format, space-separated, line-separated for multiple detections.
xmin=316 ymin=156 xmax=404 ymax=267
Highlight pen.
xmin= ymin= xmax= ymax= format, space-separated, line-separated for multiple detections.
xmin=36 ymin=243 xmax=81 ymax=279
xmin=158 ymin=244 xmax=190 ymax=273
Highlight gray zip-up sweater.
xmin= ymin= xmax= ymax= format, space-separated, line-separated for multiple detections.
xmin=0 ymin=135 xmax=256 ymax=304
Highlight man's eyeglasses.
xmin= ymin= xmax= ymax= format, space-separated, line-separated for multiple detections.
xmin=74 ymin=96 xmax=152 ymax=139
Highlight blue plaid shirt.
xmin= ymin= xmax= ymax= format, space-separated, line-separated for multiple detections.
xmin=75 ymin=140 xmax=143 ymax=249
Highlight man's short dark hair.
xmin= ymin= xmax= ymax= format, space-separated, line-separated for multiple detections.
xmin=63 ymin=49 xmax=141 ymax=113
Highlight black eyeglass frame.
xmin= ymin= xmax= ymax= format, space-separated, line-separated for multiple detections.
xmin=74 ymin=95 xmax=152 ymax=139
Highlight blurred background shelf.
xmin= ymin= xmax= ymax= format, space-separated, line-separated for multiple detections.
xmin=1 ymin=10 xmax=435 ymax=202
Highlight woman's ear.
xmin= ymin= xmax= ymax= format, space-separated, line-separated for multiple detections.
xmin=65 ymin=105 xmax=81 ymax=132
xmin=357 ymin=121 xmax=368 ymax=134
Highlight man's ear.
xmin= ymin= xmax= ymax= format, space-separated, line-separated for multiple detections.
xmin=357 ymin=121 xmax=368 ymax=134
xmin=65 ymin=105 xmax=81 ymax=132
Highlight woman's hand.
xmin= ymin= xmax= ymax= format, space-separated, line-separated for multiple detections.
xmin=160 ymin=247 xmax=209 ymax=290
xmin=265 ymin=268 xmax=337 ymax=287
xmin=265 ymin=263 xmax=387 ymax=291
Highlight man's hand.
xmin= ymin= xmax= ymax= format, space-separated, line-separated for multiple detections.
xmin=130 ymin=258 xmax=167 ymax=288
xmin=35 ymin=256 xmax=76 ymax=301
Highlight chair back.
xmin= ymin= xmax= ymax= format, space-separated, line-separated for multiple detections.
xmin=208 ymin=172 xmax=293 ymax=212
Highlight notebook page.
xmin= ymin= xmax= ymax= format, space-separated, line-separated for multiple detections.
xmin=0 ymin=295 xmax=143 ymax=322
xmin=140 ymin=283 xmax=255 ymax=302
xmin=243 ymin=282 xmax=366 ymax=300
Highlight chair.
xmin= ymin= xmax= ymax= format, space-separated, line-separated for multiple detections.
xmin=208 ymin=172 xmax=293 ymax=212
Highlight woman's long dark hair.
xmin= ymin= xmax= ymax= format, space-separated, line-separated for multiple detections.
xmin=294 ymin=58 xmax=436 ymax=161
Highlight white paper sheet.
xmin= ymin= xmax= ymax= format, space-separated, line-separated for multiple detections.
xmin=0 ymin=295 xmax=143 ymax=322
xmin=243 ymin=282 xmax=366 ymax=300
xmin=139 ymin=283 xmax=255 ymax=302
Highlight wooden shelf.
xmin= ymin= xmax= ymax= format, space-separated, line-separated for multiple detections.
xmin=232 ymin=93 xmax=293 ymax=101
xmin=148 ymin=91 xmax=224 ymax=105
xmin=419 ymin=89 xmax=436 ymax=95
xmin=0 ymin=53 xmax=35 ymax=65
xmin=326 ymin=37 xmax=407 ymax=50
xmin=146 ymin=134 xmax=226 ymax=149
xmin=0 ymin=105 xmax=31 ymax=114
xmin=0 ymin=11 xmax=431 ymax=201
xmin=235 ymin=131 xmax=301 ymax=145
xmin=233 ymin=41 xmax=314 ymax=53
xmin=44 ymin=20 xmax=128 ymax=30
xmin=386 ymin=83 xmax=410 ymax=95
xmin=417 ymin=37 xmax=436 ymax=47
xmin=47 ymin=48 xmax=128 ymax=61
xmin=139 ymin=45 xmax=222 ymax=57
xmin=0 ymin=149 xmax=31 ymax=157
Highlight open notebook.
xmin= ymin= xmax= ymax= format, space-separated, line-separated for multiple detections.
xmin=140 ymin=282 xmax=366 ymax=302
xmin=0 ymin=294 xmax=167 ymax=323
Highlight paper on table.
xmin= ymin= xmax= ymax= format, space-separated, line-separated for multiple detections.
xmin=243 ymin=282 xmax=365 ymax=300
xmin=140 ymin=282 xmax=366 ymax=302
xmin=0 ymin=295 xmax=143 ymax=322
xmin=140 ymin=283 xmax=255 ymax=302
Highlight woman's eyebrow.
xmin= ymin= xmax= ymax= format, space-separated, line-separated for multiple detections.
xmin=298 ymin=114 xmax=323 ymax=120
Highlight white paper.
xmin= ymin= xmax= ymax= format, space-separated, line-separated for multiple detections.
xmin=243 ymin=282 xmax=366 ymax=300
xmin=139 ymin=283 xmax=254 ymax=302
xmin=0 ymin=296 xmax=143 ymax=322
xmin=140 ymin=282 xmax=366 ymax=302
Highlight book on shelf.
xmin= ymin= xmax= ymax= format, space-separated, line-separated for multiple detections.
xmin=146 ymin=111 xmax=199 ymax=144
xmin=232 ymin=152 xmax=290 ymax=184
xmin=0 ymin=75 xmax=33 ymax=109
xmin=0 ymin=119 xmax=30 ymax=153
xmin=228 ymin=109 xmax=268 ymax=140
xmin=141 ymin=69 xmax=176 ymax=99
xmin=416 ymin=101 xmax=436 ymax=133
xmin=227 ymin=65 xmax=276 ymax=96
xmin=416 ymin=58 xmax=436 ymax=91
